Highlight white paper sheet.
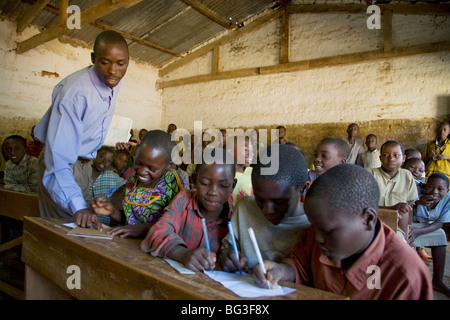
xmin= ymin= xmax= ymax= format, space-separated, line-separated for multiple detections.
xmin=164 ymin=258 xmax=196 ymax=275
xmin=204 ymin=270 xmax=295 ymax=298
xmin=103 ymin=115 xmax=132 ymax=147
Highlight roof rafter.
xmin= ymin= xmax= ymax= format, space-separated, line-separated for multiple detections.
xmin=180 ymin=0 xmax=237 ymax=29
xmin=16 ymin=0 xmax=145 ymax=54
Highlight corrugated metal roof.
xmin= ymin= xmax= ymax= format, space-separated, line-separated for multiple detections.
xmin=0 ymin=0 xmax=279 ymax=67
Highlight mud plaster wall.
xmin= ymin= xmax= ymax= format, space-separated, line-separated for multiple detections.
xmin=161 ymin=12 xmax=450 ymax=166
xmin=0 ymin=19 xmax=161 ymax=144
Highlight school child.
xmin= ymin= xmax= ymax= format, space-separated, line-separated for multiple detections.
xmin=405 ymin=148 xmax=422 ymax=161
xmin=140 ymin=147 xmax=235 ymax=272
xmin=111 ymin=150 xmax=131 ymax=177
xmin=88 ymin=147 xmax=126 ymax=200
xmin=2 ymin=135 xmax=38 ymax=194
xmin=130 ymin=128 xmax=149 ymax=160
xmin=307 ymin=137 xmax=350 ymax=184
xmin=409 ymin=172 xmax=450 ymax=297
xmin=91 ymin=130 xmax=186 ymax=238
xmin=219 ymin=144 xmax=311 ymax=273
xmin=367 ymin=140 xmax=418 ymax=240
xmin=274 ymin=126 xmax=289 ymax=145
xmin=423 ymin=121 xmax=450 ymax=180
xmin=226 ymin=135 xmax=255 ymax=206
xmin=167 ymin=123 xmax=177 ymax=135
xmin=252 ymin=164 xmax=433 ymax=300
xmin=361 ymin=134 xmax=381 ymax=169
xmin=344 ymin=123 xmax=364 ymax=165
xmin=403 ymin=157 xmax=426 ymax=195
xmin=26 ymin=125 xmax=44 ymax=158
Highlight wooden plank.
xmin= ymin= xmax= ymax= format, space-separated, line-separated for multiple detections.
xmin=0 ymin=189 xmax=40 ymax=221
xmin=212 ymin=45 xmax=220 ymax=74
xmin=94 ymin=21 xmax=182 ymax=57
xmin=159 ymin=41 xmax=450 ymax=88
xmin=159 ymin=8 xmax=283 ymax=77
xmin=22 ymin=217 xmax=348 ymax=300
xmin=16 ymin=0 xmax=145 ymax=54
xmin=383 ymin=9 xmax=393 ymax=52
xmin=59 ymin=0 xmax=68 ymax=26
xmin=16 ymin=0 xmax=51 ymax=33
xmin=0 ymin=280 xmax=24 ymax=300
xmin=377 ymin=208 xmax=398 ymax=232
xmin=280 ymin=9 xmax=290 ymax=64
xmin=287 ymin=3 xmax=450 ymax=15
xmin=157 ymin=67 xmax=260 ymax=89
xmin=181 ymin=0 xmax=236 ymax=29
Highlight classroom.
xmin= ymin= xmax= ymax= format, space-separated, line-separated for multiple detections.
xmin=0 ymin=0 xmax=449 ymax=302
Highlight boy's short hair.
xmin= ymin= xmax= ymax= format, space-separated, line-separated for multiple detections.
xmin=2 ymin=135 xmax=27 ymax=150
xmin=141 ymin=130 xmax=176 ymax=162
xmin=403 ymin=157 xmax=424 ymax=168
xmin=380 ymin=140 xmax=404 ymax=155
xmin=319 ymin=137 xmax=351 ymax=160
xmin=252 ymin=144 xmax=307 ymax=188
xmin=305 ymin=164 xmax=380 ymax=220
xmin=366 ymin=134 xmax=377 ymax=140
xmin=427 ymin=172 xmax=449 ymax=189
xmin=196 ymin=147 xmax=236 ymax=177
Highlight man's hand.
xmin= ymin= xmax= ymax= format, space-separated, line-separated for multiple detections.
xmin=74 ymin=209 xmax=102 ymax=230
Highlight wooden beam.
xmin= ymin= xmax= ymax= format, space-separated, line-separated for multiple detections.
xmin=16 ymin=0 xmax=144 ymax=54
xmin=287 ymin=3 xmax=450 ymax=15
xmin=94 ymin=21 xmax=182 ymax=57
xmin=280 ymin=8 xmax=290 ymax=64
xmin=383 ymin=9 xmax=393 ymax=52
xmin=59 ymin=0 xmax=68 ymax=26
xmin=181 ymin=0 xmax=236 ymax=29
xmin=157 ymin=67 xmax=260 ymax=89
xmin=212 ymin=45 xmax=220 ymax=74
xmin=157 ymin=41 xmax=450 ymax=89
xmin=159 ymin=8 xmax=284 ymax=77
xmin=16 ymin=0 xmax=51 ymax=33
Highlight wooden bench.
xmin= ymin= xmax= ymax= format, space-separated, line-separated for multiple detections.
xmin=22 ymin=217 xmax=348 ymax=300
xmin=377 ymin=208 xmax=398 ymax=232
xmin=0 ymin=189 xmax=40 ymax=300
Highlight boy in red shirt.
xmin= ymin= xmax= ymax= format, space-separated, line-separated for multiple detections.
xmin=253 ymin=164 xmax=433 ymax=300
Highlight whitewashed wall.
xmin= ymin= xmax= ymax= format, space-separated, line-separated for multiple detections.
xmin=160 ymin=11 xmax=450 ymax=131
xmin=0 ymin=19 xmax=161 ymax=139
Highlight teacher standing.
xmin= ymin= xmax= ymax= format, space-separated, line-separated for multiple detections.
xmin=34 ymin=31 xmax=130 ymax=228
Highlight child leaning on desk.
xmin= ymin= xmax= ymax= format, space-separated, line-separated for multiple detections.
xmin=252 ymin=164 xmax=433 ymax=300
xmin=409 ymin=172 xmax=450 ymax=297
xmin=218 ymin=144 xmax=311 ymax=273
xmin=91 ymin=130 xmax=186 ymax=238
xmin=140 ymin=147 xmax=236 ymax=272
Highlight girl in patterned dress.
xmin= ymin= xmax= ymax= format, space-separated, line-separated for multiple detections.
xmin=92 ymin=130 xmax=185 ymax=238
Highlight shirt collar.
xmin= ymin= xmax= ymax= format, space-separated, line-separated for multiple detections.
xmin=319 ymin=220 xmax=384 ymax=291
xmin=88 ymin=65 xmax=117 ymax=102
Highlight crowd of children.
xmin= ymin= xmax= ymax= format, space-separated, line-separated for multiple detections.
xmin=1 ymin=120 xmax=449 ymax=300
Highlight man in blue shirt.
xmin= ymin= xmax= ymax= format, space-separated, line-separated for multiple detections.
xmin=34 ymin=31 xmax=130 ymax=228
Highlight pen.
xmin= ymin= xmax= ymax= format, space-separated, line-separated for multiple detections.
xmin=105 ymin=187 xmax=115 ymax=198
xmin=201 ymin=218 xmax=214 ymax=273
xmin=248 ymin=227 xmax=271 ymax=289
xmin=228 ymin=221 xmax=242 ymax=275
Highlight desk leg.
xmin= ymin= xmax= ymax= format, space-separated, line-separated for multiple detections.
xmin=25 ymin=265 xmax=73 ymax=300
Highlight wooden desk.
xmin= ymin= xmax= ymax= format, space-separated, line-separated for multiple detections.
xmin=22 ymin=217 xmax=348 ymax=300
xmin=0 ymin=189 xmax=39 ymax=300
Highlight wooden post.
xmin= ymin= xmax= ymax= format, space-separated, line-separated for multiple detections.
xmin=383 ymin=9 xmax=393 ymax=52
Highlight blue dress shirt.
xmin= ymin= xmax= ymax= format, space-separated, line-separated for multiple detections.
xmin=34 ymin=65 xmax=121 ymax=214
